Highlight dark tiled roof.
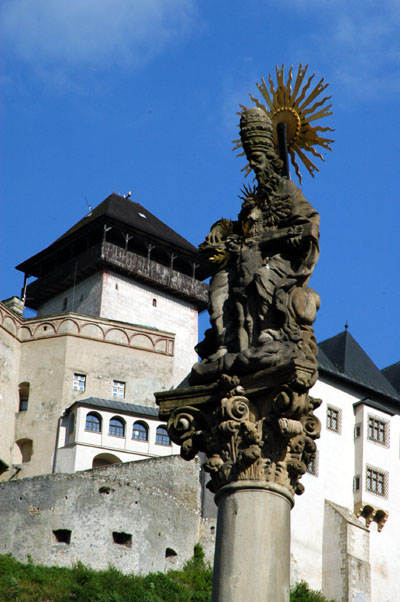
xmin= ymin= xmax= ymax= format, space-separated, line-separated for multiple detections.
xmin=381 ymin=361 xmax=400 ymax=394
xmin=55 ymin=194 xmax=198 ymax=254
xmin=16 ymin=194 xmax=202 ymax=274
xmin=318 ymin=330 xmax=400 ymax=401
xmin=66 ymin=397 xmax=159 ymax=417
xmin=353 ymin=397 xmax=397 ymax=416
xmin=317 ymin=346 xmax=337 ymax=372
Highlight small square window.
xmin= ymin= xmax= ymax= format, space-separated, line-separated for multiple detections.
xmin=73 ymin=373 xmax=86 ymax=392
xmin=367 ymin=416 xmax=388 ymax=446
xmin=327 ymin=406 xmax=341 ymax=433
xmin=366 ymin=466 xmax=387 ymax=497
xmin=112 ymin=380 xmax=125 ymax=399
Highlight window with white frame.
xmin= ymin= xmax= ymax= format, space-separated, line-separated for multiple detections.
xmin=327 ymin=406 xmax=341 ymax=433
xmin=366 ymin=466 xmax=388 ymax=497
xmin=367 ymin=415 xmax=388 ymax=446
xmin=112 ymin=380 xmax=125 ymax=399
xmin=73 ymin=373 xmax=86 ymax=392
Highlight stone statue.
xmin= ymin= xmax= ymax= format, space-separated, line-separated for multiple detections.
xmin=156 ymin=67 xmax=333 ymax=601
xmin=190 ymin=107 xmax=320 ymax=385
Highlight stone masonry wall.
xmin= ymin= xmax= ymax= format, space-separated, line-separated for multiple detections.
xmin=0 ymin=455 xmax=207 ymax=575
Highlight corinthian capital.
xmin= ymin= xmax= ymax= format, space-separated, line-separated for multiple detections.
xmin=157 ymin=362 xmax=320 ymax=497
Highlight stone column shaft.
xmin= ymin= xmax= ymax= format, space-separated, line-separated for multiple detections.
xmin=211 ymin=482 xmax=292 ymax=602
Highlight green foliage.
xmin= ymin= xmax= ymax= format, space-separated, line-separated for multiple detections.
xmin=290 ymin=581 xmax=336 ymax=602
xmin=0 ymin=551 xmax=335 ymax=602
xmin=168 ymin=543 xmax=212 ymax=602
xmin=0 ymin=545 xmax=211 ymax=602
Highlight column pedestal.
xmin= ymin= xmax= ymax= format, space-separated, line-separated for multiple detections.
xmin=212 ymin=481 xmax=293 ymax=602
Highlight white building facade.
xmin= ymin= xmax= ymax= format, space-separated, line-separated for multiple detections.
xmin=290 ymin=331 xmax=400 ymax=602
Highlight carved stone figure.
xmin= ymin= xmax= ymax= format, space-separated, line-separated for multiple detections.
xmin=190 ymin=107 xmax=320 ymax=385
xmin=156 ymin=66 xmax=333 ymax=602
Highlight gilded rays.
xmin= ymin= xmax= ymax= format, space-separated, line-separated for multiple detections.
xmin=235 ymin=64 xmax=334 ymax=183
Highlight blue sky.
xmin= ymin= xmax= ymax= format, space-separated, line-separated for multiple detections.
xmin=1 ymin=0 xmax=399 ymax=369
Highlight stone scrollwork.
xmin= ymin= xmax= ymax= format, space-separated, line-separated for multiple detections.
xmin=167 ymin=375 xmax=321 ymax=496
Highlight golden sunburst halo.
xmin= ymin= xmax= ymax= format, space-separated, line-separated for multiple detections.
xmin=234 ymin=64 xmax=334 ymax=183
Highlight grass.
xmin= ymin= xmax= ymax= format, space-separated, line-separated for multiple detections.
xmin=0 ymin=548 xmax=335 ymax=602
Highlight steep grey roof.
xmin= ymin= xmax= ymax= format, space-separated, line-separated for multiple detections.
xmin=66 ymin=397 xmax=159 ymax=418
xmin=353 ymin=397 xmax=397 ymax=416
xmin=381 ymin=361 xmax=400 ymax=394
xmin=54 ymin=194 xmax=198 ymax=255
xmin=317 ymin=346 xmax=337 ymax=372
xmin=16 ymin=193 xmax=201 ymax=276
xmin=318 ymin=330 xmax=400 ymax=402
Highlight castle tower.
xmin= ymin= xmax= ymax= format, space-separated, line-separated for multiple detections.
xmin=1 ymin=194 xmax=208 ymax=479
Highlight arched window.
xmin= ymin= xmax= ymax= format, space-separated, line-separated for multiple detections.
xmin=85 ymin=412 xmax=102 ymax=433
xmin=109 ymin=417 xmax=125 ymax=437
xmin=18 ymin=382 xmax=30 ymax=412
xmin=132 ymin=421 xmax=148 ymax=441
xmin=68 ymin=413 xmax=75 ymax=435
xmin=156 ymin=426 xmax=171 ymax=446
xmin=15 ymin=438 xmax=33 ymax=463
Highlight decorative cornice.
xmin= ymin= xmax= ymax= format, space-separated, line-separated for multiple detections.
xmin=0 ymin=302 xmax=174 ymax=356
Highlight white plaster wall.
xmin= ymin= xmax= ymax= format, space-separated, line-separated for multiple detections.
xmin=367 ymin=412 xmax=400 ymax=602
xmin=99 ymin=271 xmax=198 ymax=386
xmin=38 ymin=273 xmax=103 ymax=317
xmin=291 ymin=378 xmax=357 ymax=591
xmin=55 ymin=405 xmax=180 ymax=472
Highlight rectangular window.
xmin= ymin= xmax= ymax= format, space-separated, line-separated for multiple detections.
xmin=368 ymin=416 xmax=387 ymax=445
xmin=112 ymin=380 xmax=125 ymax=399
xmin=73 ymin=373 xmax=86 ymax=392
xmin=366 ymin=466 xmax=387 ymax=497
xmin=327 ymin=406 xmax=341 ymax=433
xmin=353 ymin=475 xmax=360 ymax=491
xmin=354 ymin=424 xmax=361 ymax=439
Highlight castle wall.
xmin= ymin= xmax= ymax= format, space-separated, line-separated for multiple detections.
xmin=0 ymin=305 xmax=20 ymax=477
xmin=37 ymin=272 xmax=103 ymax=317
xmin=37 ymin=270 xmax=199 ymax=388
xmin=1 ymin=304 xmax=177 ymax=479
xmin=99 ymin=271 xmax=198 ymax=386
xmin=0 ymin=456 xmax=206 ymax=574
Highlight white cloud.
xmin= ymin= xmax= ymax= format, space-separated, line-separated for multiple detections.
xmin=272 ymin=0 xmax=400 ymax=98
xmin=0 ymin=0 xmax=197 ymax=72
